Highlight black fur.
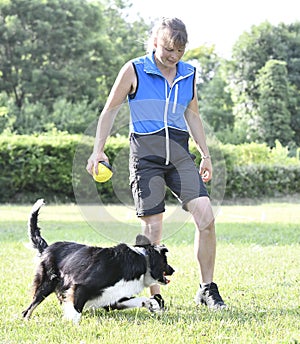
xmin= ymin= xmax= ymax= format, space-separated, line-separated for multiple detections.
xmin=22 ymin=199 xmax=174 ymax=323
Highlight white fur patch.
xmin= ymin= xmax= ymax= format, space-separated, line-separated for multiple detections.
xmin=142 ymin=298 xmax=161 ymax=312
xmin=84 ymin=277 xmax=145 ymax=310
xmin=117 ymin=296 xmax=160 ymax=311
xmin=116 ymin=296 xmax=150 ymax=308
xmin=30 ymin=199 xmax=45 ymax=214
xmin=63 ymin=302 xmax=81 ymax=324
xmin=128 ymin=246 xmax=147 ymax=256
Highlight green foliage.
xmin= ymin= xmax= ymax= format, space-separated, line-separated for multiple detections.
xmin=0 ymin=0 xmax=148 ymax=111
xmin=219 ymin=141 xmax=300 ymax=199
xmin=0 ymin=92 xmax=15 ymax=133
xmin=184 ymin=45 xmax=219 ymax=84
xmin=190 ymin=140 xmax=300 ymax=200
xmin=9 ymin=100 xmax=49 ymax=133
xmin=0 ymin=0 xmax=149 ymax=136
xmin=1 ymin=2 xmax=299 ymax=150
xmin=198 ymin=64 xmax=234 ymax=136
xmin=1 ymin=134 xmax=299 ymax=203
xmin=0 ymin=93 xmax=100 ymax=134
xmin=47 ymin=98 xmax=99 ymax=134
xmin=0 ymin=0 xmax=106 ymax=108
xmin=256 ymin=60 xmax=294 ymax=147
xmin=232 ymin=21 xmax=300 ymax=146
xmin=220 ymin=140 xmax=299 ymax=166
xmin=0 ymin=132 xmax=84 ymax=202
xmin=226 ymin=164 xmax=300 ymax=199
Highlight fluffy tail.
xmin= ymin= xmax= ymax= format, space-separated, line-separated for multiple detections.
xmin=27 ymin=199 xmax=48 ymax=255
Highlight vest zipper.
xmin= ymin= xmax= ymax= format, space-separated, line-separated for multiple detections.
xmin=164 ymin=75 xmax=191 ymax=165
xmin=172 ymin=84 xmax=178 ymax=113
xmin=164 ymin=81 xmax=170 ymax=165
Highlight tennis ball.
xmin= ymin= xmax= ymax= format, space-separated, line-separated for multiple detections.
xmin=93 ymin=161 xmax=113 ymax=183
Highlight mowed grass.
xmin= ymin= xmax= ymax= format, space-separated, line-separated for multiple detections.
xmin=0 ymin=201 xmax=299 ymax=344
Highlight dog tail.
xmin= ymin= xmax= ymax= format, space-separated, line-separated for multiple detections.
xmin=28 ymin=198 xmax=48 ymax=255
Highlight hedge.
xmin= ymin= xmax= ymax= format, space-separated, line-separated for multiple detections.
xmin=0 ymin=133 xmax=82 ymax=203
xmin=226 ymin=164 xmax=300 ymax=200
xmin=0 ymin=134 xmax=299 ymax=203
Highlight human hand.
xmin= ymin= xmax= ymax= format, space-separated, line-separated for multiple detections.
xmin=199 ymin=158 xmax=212 ymax=183
xmin=86 ymin=152 xmax=109 ymax=175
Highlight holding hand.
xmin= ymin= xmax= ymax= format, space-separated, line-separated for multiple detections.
xmin=86 ymin=151 xmax=109 ymax=175
xmin=200 ymin=157 xmax=212 ymax=183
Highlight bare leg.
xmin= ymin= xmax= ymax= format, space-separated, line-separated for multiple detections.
xmin=186 ymin=197 xmax=216 ymax=284
xmin=140 ymin=213 xmax=163 ymax=295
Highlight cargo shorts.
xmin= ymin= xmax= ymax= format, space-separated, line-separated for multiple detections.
xmin=129 ymin=153 xmax=209 ymax=217
xmin=129 ymin=130 xmax=209 ymax=217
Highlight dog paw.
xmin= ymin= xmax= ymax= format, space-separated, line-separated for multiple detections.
xmin=63 ymin=312 xmax=81 ymax=325
xmin=142 ymin=299 xmax=160 ymax=312
xmin=63 ymin=302 xmax=82 ymax=324
xmin=142 ymin=294 xmax=165 ymax=313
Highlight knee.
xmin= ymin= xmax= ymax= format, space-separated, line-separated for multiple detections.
xmin=195 ymin=216 xmax=215 ymax=233
xmin=187 ymin=197 xmax=215 ymax=231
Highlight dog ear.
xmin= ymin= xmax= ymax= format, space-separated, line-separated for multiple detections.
xmin=135 ymin=234 xmax=151 ymax=247
xmin=155 ymin=245 xmax=168 ymax=254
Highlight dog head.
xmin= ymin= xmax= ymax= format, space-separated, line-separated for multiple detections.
xmin=135 ymin=235 xmax=175 ymax=285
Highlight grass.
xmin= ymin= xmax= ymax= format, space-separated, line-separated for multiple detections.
xmin=0 ymin=201 xmax=299 ymax=344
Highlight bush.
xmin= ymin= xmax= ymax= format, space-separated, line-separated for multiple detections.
xmin=0 ymin=94 xmax=99 ymax=135
xmin=220 ymin=140 xmax=299 ymax=167
xmin=226 ymin=164 xmax=300 ymax=199
xmin=189 ymin=139 xmax=300 ymax=200
xmin=0 ymin=132 xmax=84 ymax=203
xmin=0 ymin=134 xmax=299 ymax=203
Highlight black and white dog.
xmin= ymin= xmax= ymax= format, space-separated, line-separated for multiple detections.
xmin=22 ymin=199 xmax=174 ymax=324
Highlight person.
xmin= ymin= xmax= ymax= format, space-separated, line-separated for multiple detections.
xmin=86 ymin=17 xmax=226 ymax=310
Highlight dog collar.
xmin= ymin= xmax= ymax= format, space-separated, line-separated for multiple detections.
xmin=132 ymin=246 xmax=148 ymax=256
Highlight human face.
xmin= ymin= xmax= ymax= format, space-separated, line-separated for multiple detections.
xmin=154 ymin=32 xmax=186 ymax=69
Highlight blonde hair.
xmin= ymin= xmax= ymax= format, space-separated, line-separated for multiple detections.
xmin=146 ymin=17 xmax=188 ymax=53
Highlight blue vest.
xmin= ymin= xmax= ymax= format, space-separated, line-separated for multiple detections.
xmin=128 ymin=53 xmax=195 ymax=134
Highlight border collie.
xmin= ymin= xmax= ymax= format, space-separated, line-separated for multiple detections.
xmin=22 ymin=199 xmax=174 ymax=324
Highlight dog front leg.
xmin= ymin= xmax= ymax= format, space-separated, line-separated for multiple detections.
xmin=141 ymin=295 xmax=163 ymax=312
xmin=113 ymin=296 xmax=149 ymax=309
xmin=63 ymin=301 xmax=82 ymax=325
xmin=114 ymin=296 xmax=161 ymax=312
xmin=63 ymin=285 xmax=90 ymax=324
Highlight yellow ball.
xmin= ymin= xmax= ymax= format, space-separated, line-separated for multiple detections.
xmin=93 ymin=161 xmax=113 ymax=183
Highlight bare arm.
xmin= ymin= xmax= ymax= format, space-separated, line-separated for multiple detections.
xmin=185 ymin=84 xmax=212 ymax=182
xmin=86 ymin=61 xmax=136 ymax=174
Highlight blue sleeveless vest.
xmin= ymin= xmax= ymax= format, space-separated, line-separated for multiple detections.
xmin=128 ymin=53 xmax=195 ymax=164
xmin=128 ymin=53 xmax=195 ymax=134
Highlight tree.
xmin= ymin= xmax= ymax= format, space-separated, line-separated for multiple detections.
xmin=231 ymin=21 xmax=300 ymax=146
xmin=0 ymin=0 xmax=148 ymax=109
xmin=97 ymin=0 xmax=149 ymax=102
xmin=256 ymin=60 xmax=294 ymax=147
xmin=198 ymin=65 xmax=234 ymax=141
xmin=184 ymin=46 xmax=234 ymax=140
xmin=0 ymin=0 xmax=149 ymax=134
xmin=0 ymin=0 xmax=109 ymax=109
xmin=184 ymin=45 xmax=220 ymax=85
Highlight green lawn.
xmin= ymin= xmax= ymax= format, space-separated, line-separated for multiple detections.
xmin=0 ymin=201 xmax=299 ymax=344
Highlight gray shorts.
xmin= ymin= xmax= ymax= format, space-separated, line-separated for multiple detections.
xmin=129 ymin=154 xmax=209 ymax=217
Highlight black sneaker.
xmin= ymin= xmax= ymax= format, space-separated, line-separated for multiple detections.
xmin=195 ymin=282 xmax=227 ymax=310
